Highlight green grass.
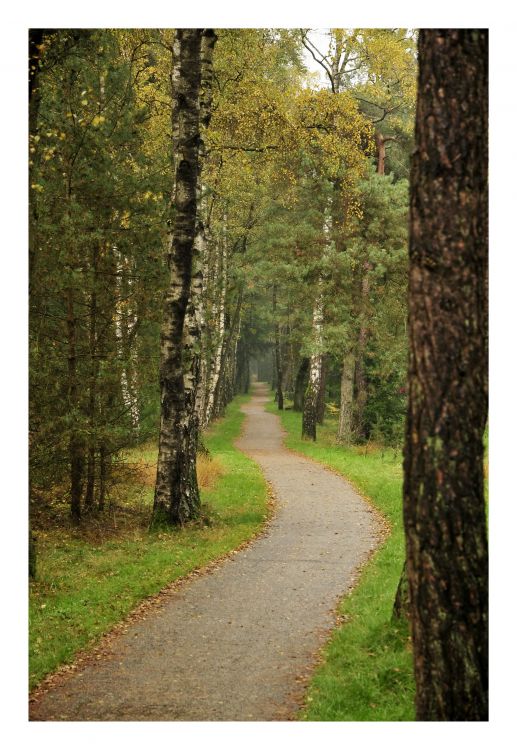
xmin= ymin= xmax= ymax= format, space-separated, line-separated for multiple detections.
xmin=268 ymin=400 xmax=415 ymax=721
xmin=29 ymin=395 xmax=268 ymax=691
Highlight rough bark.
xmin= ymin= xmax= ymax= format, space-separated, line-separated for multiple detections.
xmin=153 ymin=29 xmax=204 ymax=527
xmin=293 ymin=357 xmax=309 ymax=411
xmin=375 ymin=131 xmax=397 ymax=177
xmin=404 ymin=29 xmax=488 ymax=721
xmin=337 ymin=351 xmax=354 ymax=442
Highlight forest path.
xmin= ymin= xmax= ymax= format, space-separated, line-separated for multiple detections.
xmin=30 ymin=382 xmax=381 ymax=721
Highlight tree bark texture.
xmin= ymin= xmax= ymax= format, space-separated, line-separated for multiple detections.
xmin=153 ymin=29 xmax=204 ymax=527
xmin=212 ymin=288 xmax=243 ymax=418
xmin=404 ymin=29 xmax=488 ymax=721
xmin=235 ymin=337 xmax=250 ymax=394
xmin=203 ymin=224 xmax=228 ymax=427
xmin=392 ymin=561 xmax=411 ymax=621
xmin=293 ymin=357 xmax=309 ymax=411
xmin=302 ymin=294 xmax=324 ymax=440
xmin=183 ymin=29 xmax=217 ymax=485
xmin=337 ymin=351 xmax=354 ymax=442
xmin=273 ymin=286 xmax=284 ymax=410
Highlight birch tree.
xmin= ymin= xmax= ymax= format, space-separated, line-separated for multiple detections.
xmin=152 ymin=29 xmax=206 ymax=526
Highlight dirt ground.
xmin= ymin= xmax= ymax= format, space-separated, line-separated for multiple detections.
xmin=30 ymin=383 xmax=381 ymax=721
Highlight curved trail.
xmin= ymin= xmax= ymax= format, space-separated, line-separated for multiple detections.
xmin=30 ymin=383 xmax=381 ymax=721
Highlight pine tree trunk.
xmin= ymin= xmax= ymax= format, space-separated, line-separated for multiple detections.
xmin=404 ymin=29 xmax=488 ymax=721
xmin=337 ymin=351 xmax=354 ymax=442
xmin=353 ymin=264 xmax=371 ymax=441
xmin=273 ymin=286 xmax=283 ymax=410
xmin=235 ymin=337 xmax=250 ymax=394
xmin=153 ymin=29 xmax=204 ymax=527
xmin=85 ymin=244 xmax=99 ymax=512
xmin=66 ymin=288 xmax=83 ymax=522
xmin=293 ymin=357 xmax=309 ymax=411
xmin=98 ymin=443 xmax=107 ymax=512
xmin=375 ymin=131 xmax=386 ymax=176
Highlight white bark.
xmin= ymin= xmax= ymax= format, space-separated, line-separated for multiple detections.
xmin=113 ymin=246 xmax=140 ymax=431
xmin=302 ymin=286 xmax=324 ymax=440
xmin=204 ymin=218 xmax=228 ymax=425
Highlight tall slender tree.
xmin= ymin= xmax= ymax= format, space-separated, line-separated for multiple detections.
xmin=152 ymin=29 xmax=207 ymax=526
xmin=403 ymin=28 xmax=488 ymax=721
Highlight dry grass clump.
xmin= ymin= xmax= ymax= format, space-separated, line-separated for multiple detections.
xmin=197 ymin=454 xmax=224 ymax=490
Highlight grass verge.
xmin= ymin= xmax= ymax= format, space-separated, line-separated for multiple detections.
xmin=29 ymin=395 xmax=268 ymax=691
xmin=268 ymin=400 xmax=415 ymax=721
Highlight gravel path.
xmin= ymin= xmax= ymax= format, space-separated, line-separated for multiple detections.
xmin=30 ymin=383 xmax=381 ymax=721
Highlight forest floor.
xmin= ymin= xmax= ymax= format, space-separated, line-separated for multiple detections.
xmin=30 ymin=382 xmax=380 ymax=721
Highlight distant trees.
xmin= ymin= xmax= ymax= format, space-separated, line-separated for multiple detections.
xmin=403 ymin=29 xmax=488 ymax=721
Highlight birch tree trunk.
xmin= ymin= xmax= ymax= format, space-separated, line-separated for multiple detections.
xmin=152 ymin=29 xmax=204 ymax=527
xmin=316 ymin=354 xmax=327 ymax=424
xmin=114 ymin=249 xmax=140 ymax=431
xmin=212 ymin=288 xmax=243 ymax=418
xmin=404 ymin=29 xmax=488 ymax=721
xmin=183 ymin=29 xmax=217 ymax=461
xmin=302 ymin=291 xmax=324 ymax=440
xmin=204 ymin=221 xmax=228 ymax=426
